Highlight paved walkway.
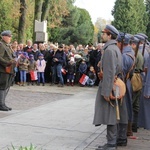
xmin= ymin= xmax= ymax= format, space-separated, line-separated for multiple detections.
xmin=0 ymin=84 xmax=149 ymax=150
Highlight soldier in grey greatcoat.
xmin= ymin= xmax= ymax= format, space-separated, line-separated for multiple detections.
xmin=93 ymin=25 xmax=128 ymax=150
xmin=138 ymin=42 xmax=150 ymax=130
xmin=116 ymin=33 xmax=135 ymax=145
xmin=0 ymin=30 xmax=16 ymax=111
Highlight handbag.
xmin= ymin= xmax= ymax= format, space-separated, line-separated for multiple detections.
xmin=5 ymin=65 xmax=12 ymax=74
xmin=131 ymin=73 xmax=142 ymax=92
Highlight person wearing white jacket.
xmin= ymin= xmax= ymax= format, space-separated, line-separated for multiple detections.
xmin=36 ymin=53 xmax=46 ymax=86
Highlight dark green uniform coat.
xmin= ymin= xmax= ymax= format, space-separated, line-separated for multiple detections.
xmin=0 ymin=40 xmax=15 ymax=90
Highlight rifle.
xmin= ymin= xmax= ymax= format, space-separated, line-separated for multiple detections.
xmin=113 ymin=85 xmax=120 ymax=121
xmin=120 ymin=33 xmax=125 ymax=53
xmin=142 ymin=39 xmax=146 ymax=56
xmin=135 ymin=41 xmax=140 ymax=58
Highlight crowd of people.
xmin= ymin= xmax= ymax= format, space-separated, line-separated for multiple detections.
xmin=10 ymin=39 xmax=103 ymax=87
xmin=0 ymin=30 xmax=103 ymax=111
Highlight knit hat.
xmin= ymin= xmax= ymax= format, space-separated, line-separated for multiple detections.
xmin=38 ymin=53 xmax=44 ymax=57
xmin=29 ymin=54 xmax=34 ymax=57
xmin=22 ymin=52 xmax=28 ymax=56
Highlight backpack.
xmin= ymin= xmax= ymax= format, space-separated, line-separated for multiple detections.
xmin=131 ymin=73 xmax=142 ymax=92
xmin=126 ymin=53 xmax=143 ymax=92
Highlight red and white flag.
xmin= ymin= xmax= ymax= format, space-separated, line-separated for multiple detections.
xmin=79 ymin=74 xmax=89 ymax=85
xmin=30 ymin=71 xmax=38 ymax=81
xmin=61 ymin=68 xmax=67 ymax=75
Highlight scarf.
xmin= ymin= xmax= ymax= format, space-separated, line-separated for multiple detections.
xmin=39 ymin=58 xmax=43 ymax=66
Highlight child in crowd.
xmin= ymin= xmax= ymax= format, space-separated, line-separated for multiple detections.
xmin=78 ymin=59 xmax=87 ymax=86
xmin=14 ymin=51 xmax=22 ymax=85
xmin=18 ymin=52 xmax=29 ymax=86
xmin=78 ymin=59 xmax=87 ymax=76
xmin=36 ymin=53 xmax=46 ymax=86
xmin=86 ymin=66 xmax=97 ymax=87
xmin=66 ymin=57 xmax=76 ymax=86
xmin=28 ymin=54 xmax=37 ymax=85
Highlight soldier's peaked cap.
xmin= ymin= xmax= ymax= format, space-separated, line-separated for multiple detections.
xmin=130 ymin=36 xmax=140 ymax=44
xmin=116 ymin=33 xmax=131 ymax=44
xmin=1 ymin=30 xmax=12 ymax=37
xmin=102 ymin=25 xmax=119 ymax=36
xmin=137 ymin=33 xmax=148 ymax=39
xmin=134 ymin=34 xmax=145 ymax=41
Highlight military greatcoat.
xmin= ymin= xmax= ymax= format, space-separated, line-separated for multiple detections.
xmin=93 ymin=40 xmax=128 ymax=126
xmin=0 ymin=40 xmax=15 ymax=90
xmin=138 ymin=52 xmax=150 ymax=130
xmin=122 ymin=46 xmax=135 ymax=122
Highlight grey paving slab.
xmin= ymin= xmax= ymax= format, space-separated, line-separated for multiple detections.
xmin=0 ymin=85 xmax=103 ymax=150
xmin=0 ymin=85 xmax=149 ymax=150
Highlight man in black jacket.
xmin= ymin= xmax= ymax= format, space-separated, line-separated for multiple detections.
xmin=53 ymin=44 xmax=66 ymax=87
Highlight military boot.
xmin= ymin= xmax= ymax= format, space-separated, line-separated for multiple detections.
xmin=117 ymin=138 xmax=127 ymax=146
xmin=96 ymin=144 xmax=117 ymax=150
xmin=0 ymin=90 xmax=9 ymax=111
xmin=132 ymin=123 xmax=138 ymax=132
xmin=127 ymin=122 xmax=133 ymax=136
xmin=132 ymin=112 xmax=138 ymax=132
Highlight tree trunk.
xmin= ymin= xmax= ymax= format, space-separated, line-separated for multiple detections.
xmin=41 ymin=0 xmax=51 ymax=21
xmin=18 ymin=0 xmax=27 ymax=43
xmin=34 ymin=0 xmax=44 ymax=21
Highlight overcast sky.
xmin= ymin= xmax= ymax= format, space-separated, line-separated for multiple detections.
xmin=74 ymin=0 xmax=116 ymax=24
